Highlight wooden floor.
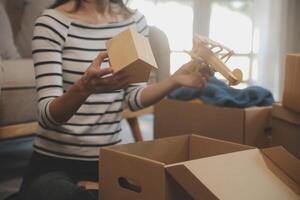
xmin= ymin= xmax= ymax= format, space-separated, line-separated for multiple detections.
xmin=0 ymin=115 xmax=154 ymax=200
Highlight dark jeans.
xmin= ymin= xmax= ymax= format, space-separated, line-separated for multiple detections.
xmin=19 ymin=152 xmax=99 ymax=200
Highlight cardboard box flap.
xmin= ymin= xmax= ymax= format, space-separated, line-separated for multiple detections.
xmin=107 ymin=135 xmax=190 ymax=164
xmin=189 ymin=134 xmax=253 ymax=160
xmin=262 ymin=146 xmax=300 ymax=185
xmin=166 ymin=149 xmax=300 ymax=200
xmin=272 ymin=103 xmax=300 ymax=126
xmin=131 ymin=29 xmax=158 ymax=69
xmin=166 ymin=164 xmax=218 ymax=200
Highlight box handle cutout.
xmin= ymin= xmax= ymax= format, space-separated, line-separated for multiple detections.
xmin=264 ymin=127 xmax=272 ymax=137
xmin=118 ymin=177 xmax=142 ymax=193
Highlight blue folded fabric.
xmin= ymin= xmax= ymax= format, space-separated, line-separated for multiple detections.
xmin=168 ymin=77 xmax=274 ymax=108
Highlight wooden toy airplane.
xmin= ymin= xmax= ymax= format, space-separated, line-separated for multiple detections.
xmin=185 ymin=35 xmax=243 ymax=86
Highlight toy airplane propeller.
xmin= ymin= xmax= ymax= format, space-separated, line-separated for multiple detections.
xmin=185 ymin=35 xmax=243 ymax=86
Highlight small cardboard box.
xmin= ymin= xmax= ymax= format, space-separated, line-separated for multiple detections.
xmin=106 ymin=28 xmax=158 ymax=83
xmin=154 ymin=99 xmax=272 ymax=148
xmin=283 ymin=54 xmax=300 ymax=113
xmin=272 ymin=103 xmax=300 ymax=159
xmin=99 ymin=135 xmax=300 ymax=200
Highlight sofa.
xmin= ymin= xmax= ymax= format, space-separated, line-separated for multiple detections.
xmin=0 ymin=0 xmax=171 ymax=140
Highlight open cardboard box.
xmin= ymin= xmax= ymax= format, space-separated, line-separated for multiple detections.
xmin=99 ymin=135 xmax=300 ymax=200
xmin=106 ymin=28 xmax=158 ymax=83
xmin=272 ymin=103 xmax=300 ymax=159
xmin=154 ymin=99 xmax=272 ymax=148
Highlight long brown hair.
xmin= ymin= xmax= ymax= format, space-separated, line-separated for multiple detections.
xmin=50 ymin=0 xmax=130 ymax=13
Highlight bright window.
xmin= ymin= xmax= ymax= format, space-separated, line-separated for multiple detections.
xmin=128 ymin=0 xmax=255 ymax=84
xmin=128 ymin=0 xmax=194 ymax=74
xmin=209 ymin=0 xmax=254 ymax=85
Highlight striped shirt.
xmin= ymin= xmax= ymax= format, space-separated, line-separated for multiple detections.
xmin=32 ymin=9 xmax=149 ymax=160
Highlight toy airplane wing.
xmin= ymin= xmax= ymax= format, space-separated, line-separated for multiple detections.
xmin=185 ymin=34 xmax=243 ymax=86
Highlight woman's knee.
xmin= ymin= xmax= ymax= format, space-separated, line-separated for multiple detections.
xmin=23 ymin=172 xmax=75 ymax=200
xmin=22 ymin=172 xmax=96 ymax=200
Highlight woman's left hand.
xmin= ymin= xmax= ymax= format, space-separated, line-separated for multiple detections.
xmin=170 ymin=60 xmax=214 ymax=88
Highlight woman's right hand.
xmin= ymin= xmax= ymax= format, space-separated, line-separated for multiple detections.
xmin=77 ymin=52 xmax=130 ymax=95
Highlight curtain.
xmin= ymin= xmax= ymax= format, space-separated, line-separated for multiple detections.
xmin=253 ymin=0 xmax=300 ymax=100
xmin=128 ymin=0 xmax=194 ymax=50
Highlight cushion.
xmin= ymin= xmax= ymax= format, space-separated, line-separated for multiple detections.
xmin=0 ymin=88 xmax=37 ymax=125
xmin=1 ymin=59 xmax=35 ymax=88
xmin=0 ymin=58 xmax=37 ymax=126
xmin=16 ymin=0 xmax=55 ymax=57
xmin=0 ymin=1 xmax=21 ymax=59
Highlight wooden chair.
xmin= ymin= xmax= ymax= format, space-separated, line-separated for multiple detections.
xmin=122 ymin=106 xmax=154 ymax=142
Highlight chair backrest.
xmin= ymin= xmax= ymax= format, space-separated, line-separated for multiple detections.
xmin=148 ymin=26 xmax=171 ymax=83
xmin=5 ymin=0 xmax=26 ymax=38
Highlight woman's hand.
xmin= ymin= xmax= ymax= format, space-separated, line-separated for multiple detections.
xmin=77 ymin=52 xmax=130 ymax=95
xmin=139 ymin=60 xmax=214 ymax=108
xmin=170 ymin=60 xmax=214 ymax=88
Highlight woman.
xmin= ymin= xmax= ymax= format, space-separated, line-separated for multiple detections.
xmin=19 ymin=0 xmax=211 ymax=199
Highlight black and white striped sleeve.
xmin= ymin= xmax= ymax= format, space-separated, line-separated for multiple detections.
xmin=32 ymin=14 xmax=70 ymax=128
xmin=124 ymin=84 xmax=146 ymax=111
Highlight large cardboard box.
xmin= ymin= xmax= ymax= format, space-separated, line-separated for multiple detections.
xmin=106 ymin=28 xmax=158 ymax=83
xmin=283 ymin=54 xmax=300 ymax=113
xmin=100 ymin=135 xmax=300 ymax=200
xmin=154 ymin=99 xmax=272 ymax=147
xmin=272 ymin=103 xmax=300 ymax=159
